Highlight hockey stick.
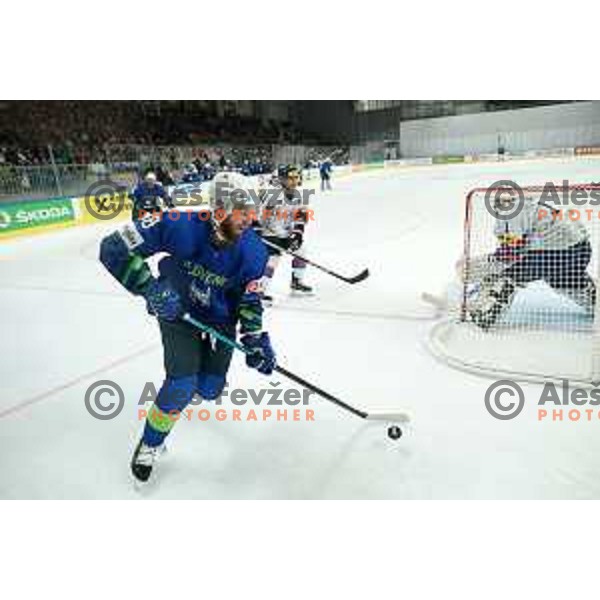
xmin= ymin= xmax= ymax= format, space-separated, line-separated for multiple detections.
xmin=261 ymin=238 xmax=370 ymax=285
xmin=182 ymin=313 xmax=409 ymax=424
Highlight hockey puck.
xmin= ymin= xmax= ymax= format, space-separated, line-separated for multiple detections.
xmin=387 ymin=425 xmax=402 ymax=440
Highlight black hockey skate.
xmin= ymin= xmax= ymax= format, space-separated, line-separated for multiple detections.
xmin=291 ymin=275 xmax=313 ymax=295
xmin=131 ymin=439 xmax=165 ymax=483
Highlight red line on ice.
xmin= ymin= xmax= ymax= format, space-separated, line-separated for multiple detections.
xmin=0 ymin=344 xmax=158 ymax=419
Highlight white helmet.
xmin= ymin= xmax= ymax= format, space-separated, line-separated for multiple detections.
xmin=211 ymin=172 xmax=258 ymax=213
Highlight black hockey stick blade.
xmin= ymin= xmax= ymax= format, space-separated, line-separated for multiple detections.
xmin=261 ymin=238 xmax=369 ymax=285
xmin=342 ymin=268 xmax=370 ymax=284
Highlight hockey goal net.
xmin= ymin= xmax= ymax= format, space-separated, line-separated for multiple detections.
xmin=428 ymin=182 xmax=600 ymax=386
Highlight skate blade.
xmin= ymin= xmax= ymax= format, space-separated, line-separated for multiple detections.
xmin=130 ymin=446 xmax=167 ymax=493
xmin=132 ymin=476 xmax=153 ymax=494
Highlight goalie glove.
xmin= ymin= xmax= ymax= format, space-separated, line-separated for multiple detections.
xmin=288 ymin=231 xmax=303 ymax=252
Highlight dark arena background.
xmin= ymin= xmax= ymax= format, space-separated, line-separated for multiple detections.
xmin=0 ymin=100 xmax=589 ymax=202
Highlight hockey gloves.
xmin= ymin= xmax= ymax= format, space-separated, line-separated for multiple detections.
xmin=144 ymin=279 xmax=183 ymax=322
xmin=241 ymin=332 xmax=276 ymax=375
xmin=288 ymin=231 xmax=303 ymax=252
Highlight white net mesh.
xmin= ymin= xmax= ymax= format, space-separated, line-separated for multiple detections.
xmin=429 ymin=182 xmax=600 ymax=386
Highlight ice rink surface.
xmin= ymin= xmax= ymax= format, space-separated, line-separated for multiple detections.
xmin=3 ymin=158 xmax=600 ymax=499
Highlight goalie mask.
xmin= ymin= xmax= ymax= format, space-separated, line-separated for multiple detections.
xmin=492 ymin=189 xmax=518 ymax=213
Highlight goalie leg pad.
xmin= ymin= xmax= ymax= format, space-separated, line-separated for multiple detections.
xmin=554 ymin=275 xmax=596 ymax=314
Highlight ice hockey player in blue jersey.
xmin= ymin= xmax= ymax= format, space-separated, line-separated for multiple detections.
xmin=131 ymin=172 xmax=171 ymax=221
xmin=201 ymin=162 xmax=216 ymax=181
xmin=319 ymin=158 xmax=333 ymax=191
xmin=181 ymin=163 xmax=203 ymax=183
xmin=99 ymin=194 xmax=275 ymax=484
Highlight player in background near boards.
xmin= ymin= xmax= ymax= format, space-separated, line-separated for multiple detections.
xmin=319 ymin=158 xmax=332 ymax=191
xmin=303 ymin=159 xmax=316 ymax=180
xmin=497 ymin=134 xmax=506 ymax=162
xmin=181 ymin=163 xmax=204 ymax=183
xmin=131 ymin=172 xmax=171 ymax=221
xmin=99 ymin=191 xmax=275 ymax=484
xmin=257 ymin=164 xmax=313 ymax=302
xmin=467 ymin=192 xmax=595 ymax=329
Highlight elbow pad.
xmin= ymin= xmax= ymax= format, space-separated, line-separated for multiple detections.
xmin=99 ymin=230 xmax=152 ymax=295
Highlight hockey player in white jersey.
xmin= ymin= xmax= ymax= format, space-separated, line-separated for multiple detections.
xmin=467 ymin=192 xmax=595 ymax=329
xmin=257 ymin=164 xmax=313 ymax=302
